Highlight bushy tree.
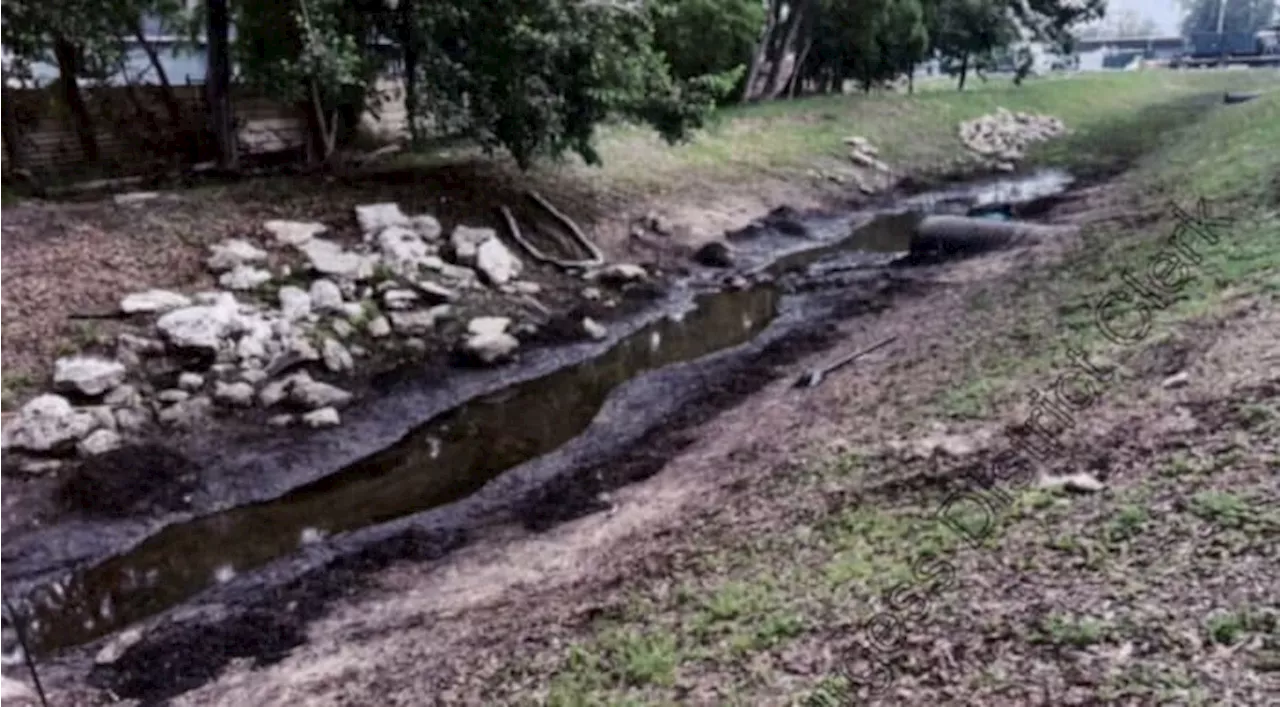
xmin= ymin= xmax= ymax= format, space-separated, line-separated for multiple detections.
xmin=793 ymin=0 xmax=926 ymax=95
xmin=931 ymin=0 xmax=1019 ymax=89
xmin=232 ymin=0 xmax=720 ymax=169
xmin=927 ymin=0 xmax=1102 ymax=89
xmin=405 ymin=1 xmax=720 ymax=168
xmin=649 ymin=0 xmax=763 ymax=102
xmin=882 ymin=0 xmax=931 ymax=91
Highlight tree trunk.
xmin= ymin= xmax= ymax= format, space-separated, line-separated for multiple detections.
xmin=206 ymin=0 xmax=239 ymax=171
xmin=908 ymin=63 xmax=915 ymax=94
xmin=133 ymin=23 xmax=184 ymax=129
xmin=52 ymin=36 xmax=100 ymax=163
xmin=742 ymin=0 xmax=782 ymax=102
xmin=2 ymin=86 xmax=24 ymax=170
xmin=761 ymin=1 xmax=809 ymax=101
xmin=399 ymin=0 xmax=421 ymax=146
xmin=787 ymin=37 xmax=812 ymax=99
xmin=958 ymin=53 xmax=969 ymax=91
xmin=306 ymin=80 xmax=340 ymax=164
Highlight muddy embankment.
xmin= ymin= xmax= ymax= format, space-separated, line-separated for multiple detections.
xmin=1 ymin=168 xmax=1076 ymax=703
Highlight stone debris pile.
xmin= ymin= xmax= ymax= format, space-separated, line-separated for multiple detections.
xmin=958 ymin=108 xmax=1067 ymax=170
xmin=2 ymin=199 xmax=652 ymax=474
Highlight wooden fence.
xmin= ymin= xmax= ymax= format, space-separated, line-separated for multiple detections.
xmin=1 ymin=79 xmax=410 ymax=179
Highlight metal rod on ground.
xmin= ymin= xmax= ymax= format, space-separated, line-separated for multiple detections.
xmin=519 ymin=294 xmax=552 ymax=318
xmin=794 ymin=335 xmax=899 ymax=389
xmin=526 ymin=190 xmax=606 ymax=266
xmin=3 ymin=596 xmax=50 ymax=707
xmin=529 ymin=198 xmax=583 ymax=259
xmin=499 ymin=205 xmax=557 ymax=265
xmin=498 ymin=205 xmax=604 ymax=270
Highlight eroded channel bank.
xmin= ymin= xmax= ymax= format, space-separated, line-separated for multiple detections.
xmin=2 ymin=169 xmax=1074 ymax=696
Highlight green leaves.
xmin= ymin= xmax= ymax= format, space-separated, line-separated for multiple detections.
xmin=649 ymin=0 xmax=763 ymax=102
xmin=401 ymin=0 xmax=718 ymax=169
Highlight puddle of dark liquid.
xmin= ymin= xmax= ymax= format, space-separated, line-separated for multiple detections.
xmin=21 ymin=286 xmax=781 ymax=656
xmin=902 ymin=168 xmax=1074 ymax=212
xmin=762 ymin=211 xmax=921 ymax=277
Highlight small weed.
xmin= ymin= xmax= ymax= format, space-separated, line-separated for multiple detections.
xmin=821 ymin=507 xmax=961 ymax=590
xmin=1033 ymin=614 xmax=1111 ymax=648
xmin=70 ymin=321 xmax=102 ymax=348
xmin=801 ymin=674 xmax=853 ymax=707
xmin=699 ymin=581 xmax=763 ymax=623
xmin=1105 ymin=504 xmax=1150 ymax=543
xmin=370 ymin=263 xmax=398 ymax=284
xmin=1235 ymin=402 xmax=1275 ymax=430
xmin=1205 ymin=608 xmax=1278 ymax=646
xmin=601 ymin=628 xmax=680 ymax=688
xmin=1161 ymin=454 xmax=1203 ymax=478
xmin=1206 ymin=612 xmax=1249 ymax=646
xmin=1046 ymin=533 xmax=1082 ymax=554
xmin=1016 ymin=488 xmax=1061 ymax=515
xmin=1188 ymin=491 xmax=1255 ymax=529
xmin=751 ymin=611 xmax=808 ymax=649
xmin=2 ymin=373 xmax=35 ymax=411
xmin=936 ymin=377 xmax=1004 ymax=420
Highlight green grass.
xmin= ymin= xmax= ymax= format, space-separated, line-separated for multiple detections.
xmin=535 ymin=490 xmax=962 ymax=703
xmin=575 ymin=71 xmax=1280 ymax=196
xmin=932 ymin=86 xmax=1280 ymax=421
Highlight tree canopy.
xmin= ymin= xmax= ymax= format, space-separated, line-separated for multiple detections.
xmin=2 ymin=0 xmax=1107 ymax=173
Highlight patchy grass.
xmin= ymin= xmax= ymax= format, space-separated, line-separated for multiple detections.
xmin=931 ymin=89 xmax=1280 ymax=421
xmin=472 ymin=80 xmax=1280 ymax=707
xmin=393 ymin=71 xmax=1280 ymax=206
xmin=1032 ymin=613 xmax=1114 ymax=648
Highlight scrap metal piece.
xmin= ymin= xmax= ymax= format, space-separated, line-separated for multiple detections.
xmin=795 ymin=335 xmax=899 ymax=389
xmin=499 ymin=191 xmax=606 ymax=270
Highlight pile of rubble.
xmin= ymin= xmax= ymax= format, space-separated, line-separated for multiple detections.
xmin=958 ymin=108 xmax=1067 ymax=171
xmin=2 ymin=202 xmax=651 ymax=474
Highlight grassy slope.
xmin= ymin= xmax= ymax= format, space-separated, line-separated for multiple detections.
xmin=935 ymin=87 xmax=1279 ymax=420
xmin=556 ymin=71 xmax=1279 ymax=200
xmin=487 ymin=80 xmax=1280 ymax=705
xmin=390 ymin=72 xmax=1280 ymax=212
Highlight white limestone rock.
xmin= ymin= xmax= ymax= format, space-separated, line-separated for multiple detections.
xmin=264 ymin=220 xmax=327 ymax=246
xmin=53 ymin=356 xmax=127 ymax=397
xmin=4 ymin=394 xmax=99 ymax=453
xmin=120 ymin=289 xmax=192 ymax=314
xmin=207 ymin=239 xmax=268 ymax=272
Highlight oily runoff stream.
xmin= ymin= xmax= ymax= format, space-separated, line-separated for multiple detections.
xmin=4 ymin=169 xmax=1074 ymax=659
